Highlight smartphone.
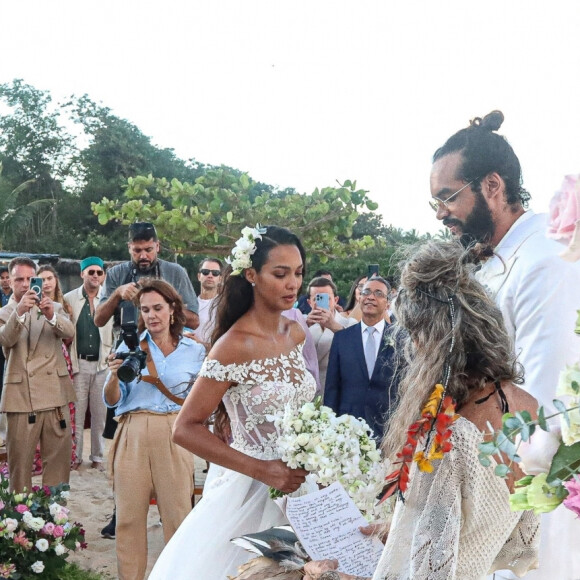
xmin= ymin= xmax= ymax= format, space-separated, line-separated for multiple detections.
xmin=315 ymin=293 xmax=330 ymax=310
xmin=367 ymin=264 xmax=379 ymax=278
xmin=30 ymin=277 xmax=43 ymax=300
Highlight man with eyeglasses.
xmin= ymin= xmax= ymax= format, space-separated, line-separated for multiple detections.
xmin=431 ymin=111 xmax=580 ymax=580
xmin=192 ymin=258 xmax=222 ymax=350
xmin=324 ymin=277 xmax=397 ymax=441
xmin=64 ymin=257 xmax=113 ymax=471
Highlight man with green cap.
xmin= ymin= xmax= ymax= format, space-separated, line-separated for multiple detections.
xmin=64 ymin=256 xmax=113 ymax=470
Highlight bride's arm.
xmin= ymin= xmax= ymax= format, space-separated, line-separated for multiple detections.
xmin=172 ymin=367 xmax=308 ymax=493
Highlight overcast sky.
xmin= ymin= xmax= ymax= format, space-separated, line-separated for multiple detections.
xmin=2 ymin=1 xmax=579 ymax=234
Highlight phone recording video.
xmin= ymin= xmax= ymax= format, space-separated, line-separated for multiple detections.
xmin=29 ymin=277 xmax=43 ymax=301
xmin=315 ymin=293 xmax=330 ymax=310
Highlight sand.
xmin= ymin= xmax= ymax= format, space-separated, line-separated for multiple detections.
xmin=31 ymin=432 xmax=206 ymax=579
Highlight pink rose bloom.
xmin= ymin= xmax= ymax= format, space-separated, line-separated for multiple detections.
xmin=13 ymin=530 xmax=31 ymax=549
xmin=15 ymin=504 xmax=29 ymax=514
xmin=548 ymin=174 xmax=580 ymax=242
xmin=41 ymin=522 xmax=55 ymax=535
xmin=53 ymin=525 xmax=65 ymax=538
xmin=563 ymin=477 xmax=580 ymax=517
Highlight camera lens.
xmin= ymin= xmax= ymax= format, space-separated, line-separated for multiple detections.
xmin=117 ymin=355 xmax=143 ymax=383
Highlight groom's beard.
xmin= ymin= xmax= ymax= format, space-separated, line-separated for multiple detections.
xmin=444 ymin=191 xmax=496 ymax=248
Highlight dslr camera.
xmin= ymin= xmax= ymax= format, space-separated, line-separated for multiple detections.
xmin=115 ymin=301 xmax=148 ymax=382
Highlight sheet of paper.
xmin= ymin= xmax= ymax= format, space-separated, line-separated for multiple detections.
xmin=280 ymin=482 xmax=384 ymax=577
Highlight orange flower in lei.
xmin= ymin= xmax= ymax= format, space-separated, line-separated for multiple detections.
xmin=381 ymin=384 xmax=459 ymax=501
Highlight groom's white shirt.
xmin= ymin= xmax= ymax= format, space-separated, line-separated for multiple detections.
xmin=478 ymin=210 xmax=580 ymax=580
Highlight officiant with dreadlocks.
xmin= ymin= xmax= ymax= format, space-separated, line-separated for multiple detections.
xmin=305 ymin=240 xmax=540 ymax=580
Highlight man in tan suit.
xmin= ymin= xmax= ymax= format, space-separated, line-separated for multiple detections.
xmin=0 ymin=257 xmax=76 ymax=492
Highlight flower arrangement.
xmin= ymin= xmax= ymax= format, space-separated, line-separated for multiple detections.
xmin=478 ymin=313 xmax=580 ymax=516
xmin=269 ymin=397 xmax=388 ymax=519
xmin=225 ymin=225 xmax=267 ymax=275
xmin=381 ymin=383 xmax=458 ymax=501
xmin=0 ymin=476 xmax=86 ymax=578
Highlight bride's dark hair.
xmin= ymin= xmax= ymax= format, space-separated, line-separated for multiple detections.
xmin=210 ymin=225 xmax=306 ymax=438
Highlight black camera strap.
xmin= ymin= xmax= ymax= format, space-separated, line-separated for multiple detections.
xmin=138 ymin=339 xmax=186 ymax=406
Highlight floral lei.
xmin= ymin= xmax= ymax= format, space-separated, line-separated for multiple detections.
xmin=381 ymin=288 xmax=460 ymax=501
xmin=381 ymin=383 xmax=459 ymax=501
xmin=225 ymin=224 xmax=267 ymax=275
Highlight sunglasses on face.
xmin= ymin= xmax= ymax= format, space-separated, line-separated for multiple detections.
xmin=87 ymin=269 xmax=104 ymax=276
xmin=200 ymin=269 xmax=221 ymax=276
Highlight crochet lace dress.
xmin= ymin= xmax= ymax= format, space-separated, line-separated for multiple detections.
xmin=149 ymin=344 xmax=317 ymax=580
xmin=372 ymin=417 xmax=539 ymax=580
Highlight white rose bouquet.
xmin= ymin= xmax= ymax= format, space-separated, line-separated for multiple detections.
xmin=0 ymin=476 xmax=86 ymax=578
xmin=270 ymin=397 xmax=388 ymax=519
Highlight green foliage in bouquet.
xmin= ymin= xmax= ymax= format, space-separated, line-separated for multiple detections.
xmin=0 ymin=476 xmax=86 ymax=579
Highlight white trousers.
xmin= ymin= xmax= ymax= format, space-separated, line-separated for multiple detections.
xmin=73 ymin=359 xmax=107 ymax=463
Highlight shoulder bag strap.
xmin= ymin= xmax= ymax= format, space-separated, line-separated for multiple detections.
xmin=138 ymin=338 xmax=186 ymax=406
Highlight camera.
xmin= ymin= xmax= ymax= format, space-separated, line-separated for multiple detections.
xmin=115 ymin=301 xmax=147 ymax=383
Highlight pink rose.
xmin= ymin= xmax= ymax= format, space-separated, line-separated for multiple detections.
xmin=53 ymin=525 xmax=65 ymax=538
xmin=15 ymin=504 xmax=29 ymax=514
xmin=563 ymin=477 xmax=580 ymax=517
xmin=548 ymin=174 xmax=580 ymax=242
xmin=41 ymin=522 xmax=55 ymax=535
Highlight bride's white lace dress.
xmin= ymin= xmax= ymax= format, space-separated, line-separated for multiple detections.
xmin=149 ymin=344 xmax=316 ymax=580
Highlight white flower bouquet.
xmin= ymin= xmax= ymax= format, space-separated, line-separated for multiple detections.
xmin=0 ymin=476 xmax=86 ymax=578
xmin=270 ymin=397 xmax=388 ymax=519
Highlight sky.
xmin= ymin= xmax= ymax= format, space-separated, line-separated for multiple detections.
xmin=2 ymin=1 xmax=580 ymax=235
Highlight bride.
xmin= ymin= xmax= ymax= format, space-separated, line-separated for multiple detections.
xmin=149 ymin=225 xmax=315 ymax=580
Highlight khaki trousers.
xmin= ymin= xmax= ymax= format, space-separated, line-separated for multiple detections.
xmin=73 ymin=359 xmax=107 ymax=463
xmin=111 ymin=412 xmax=195 ymax=580
xmin=6 ymin=407 xmax=72 ymax=492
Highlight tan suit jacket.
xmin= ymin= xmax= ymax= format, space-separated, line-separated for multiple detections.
xmin=0 ymin=299 xmax=76 ymax=413
xmin=64 ymin=285 xmax=114 ymax=374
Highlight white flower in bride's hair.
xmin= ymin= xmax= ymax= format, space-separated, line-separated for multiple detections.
xmin=226 ymin=224 xmax=268 ymax=275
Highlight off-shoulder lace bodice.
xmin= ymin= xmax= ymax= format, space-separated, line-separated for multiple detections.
xmin=373 ymin=417 xmax=539 ymax=580
xmin=199 ymin=344 xmax=316 ymax=459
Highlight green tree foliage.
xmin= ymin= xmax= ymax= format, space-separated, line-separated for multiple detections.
xmin=92 ymin=171 xmax=377 ymax=260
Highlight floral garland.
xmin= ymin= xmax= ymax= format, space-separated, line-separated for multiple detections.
xmin=225 ymin=225 xmax=267 ymax=275
xmin=381 ymin=383 xmax=458 ymax=501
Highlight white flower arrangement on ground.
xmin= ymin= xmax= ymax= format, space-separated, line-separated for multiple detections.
xmin=0 ymin=477 xmax=86 ymax=578
xmin=270 ymin=397 xmax=389 ymax=520
xmin=225 ymin=225 xmax=267 ymax=275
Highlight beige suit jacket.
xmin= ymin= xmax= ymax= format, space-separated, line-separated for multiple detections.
xmin=64 ymin=285 xmax=114 ymax=374
xmin=0 ymin=299 xmax=76 ymax=413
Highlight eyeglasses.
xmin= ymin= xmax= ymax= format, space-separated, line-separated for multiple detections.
xmin=429 ymin=178 xmax=479 ymax=213
xmin=87 ymin=269 xmax=104 ymax=276
xmin=361 ymin=288 xmax=388 ymax=299
xmin=200 ymin=269 xmax=221 ymax=276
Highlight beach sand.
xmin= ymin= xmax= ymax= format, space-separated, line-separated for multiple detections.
xmin=31 ymin=432 xmax=206 ymax=579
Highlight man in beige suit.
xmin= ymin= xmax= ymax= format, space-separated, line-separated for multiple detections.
xmin=0 ymin=257 xmax=76 ymax=492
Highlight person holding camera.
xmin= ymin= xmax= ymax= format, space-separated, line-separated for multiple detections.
xmin=103 ymin=279 xmax=205 ymax=580
xmin=0 ymin=257 xmax=76 ymax=492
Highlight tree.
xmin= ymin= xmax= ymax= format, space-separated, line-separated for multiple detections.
xmin=92 ymin=170 xmax=378 ymax=261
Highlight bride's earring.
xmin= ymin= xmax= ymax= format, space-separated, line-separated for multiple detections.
xmin=251 ymin=282 xmax=256 ymax=287
xmin=170 ymin=313 xmax=174 ymax=324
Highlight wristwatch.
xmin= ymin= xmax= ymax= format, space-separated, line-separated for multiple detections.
xmin=318 ymin=573 xmax=341 ymax=580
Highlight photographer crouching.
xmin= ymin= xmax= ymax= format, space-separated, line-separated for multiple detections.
xmin=103 ymin=279 xmax=205 ymax=580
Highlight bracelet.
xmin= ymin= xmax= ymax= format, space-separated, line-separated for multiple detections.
xmin=318 ymin=573 xmax=341 ymax=580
